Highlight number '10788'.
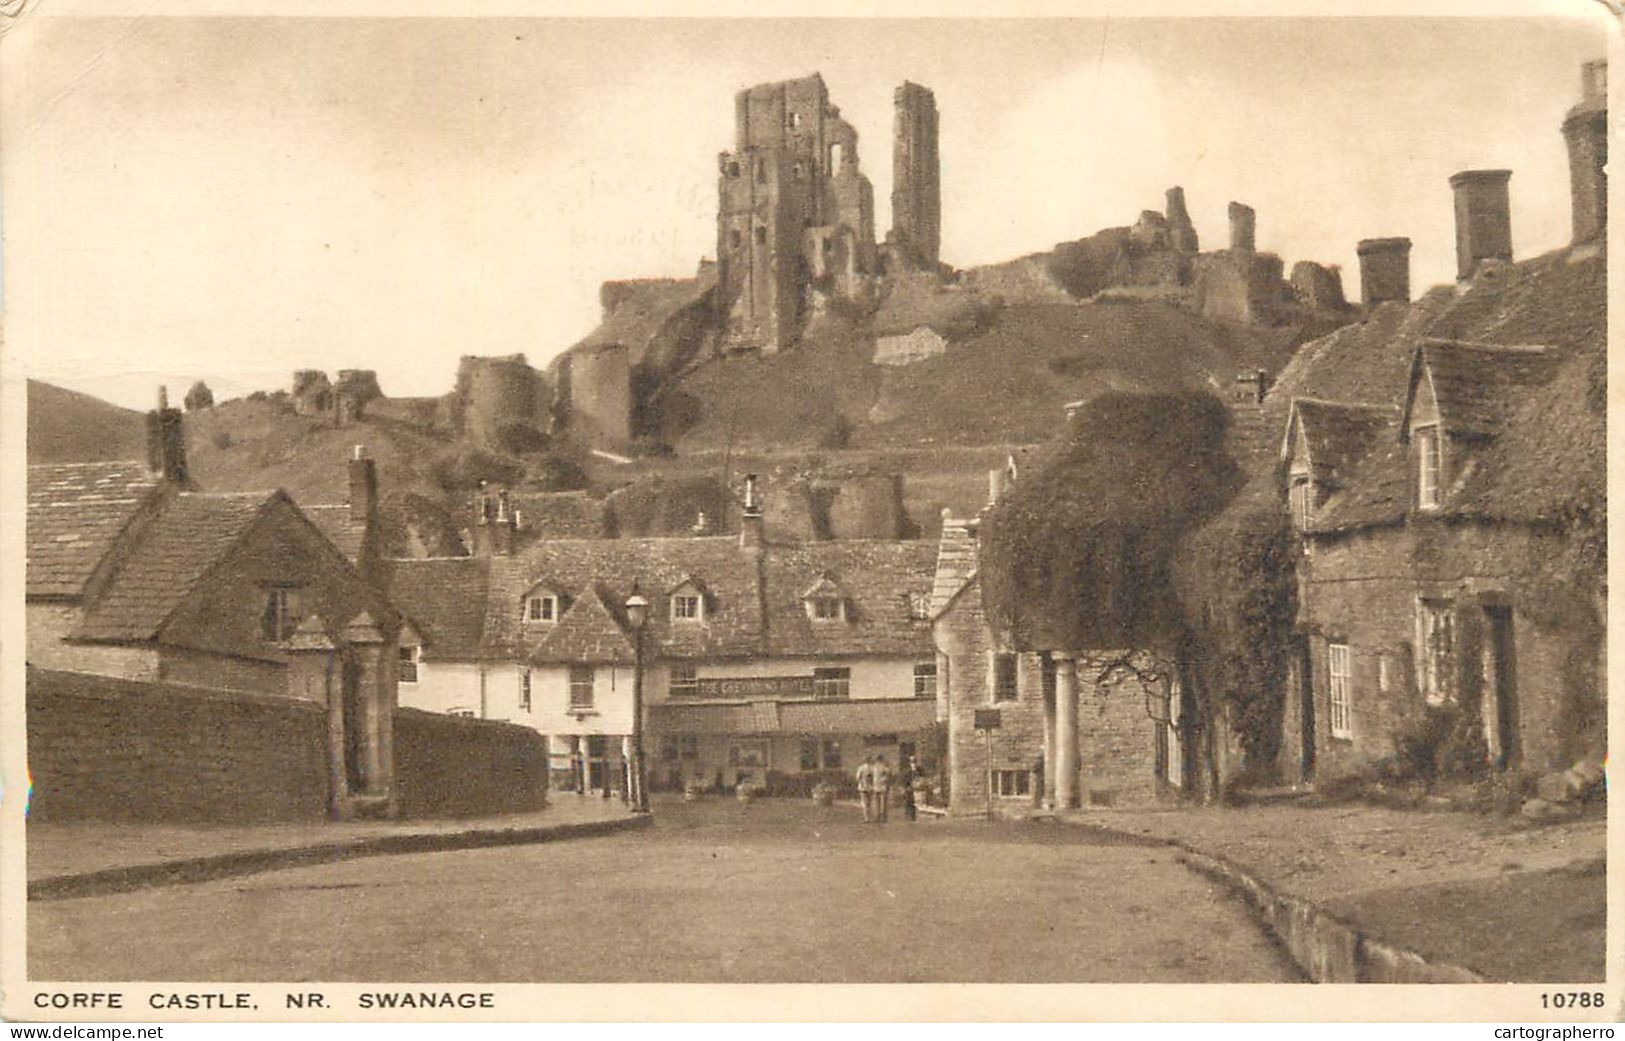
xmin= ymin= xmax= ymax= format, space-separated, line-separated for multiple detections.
xmin=1541 ymin=992 xmax=1605 ymax=1009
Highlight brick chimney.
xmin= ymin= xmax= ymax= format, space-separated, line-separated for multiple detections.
xmin=1228 ymin=202 xmax=1256 ymax=253
xmin=347 ymin=445 xmax=377 ymax=525
xmin=1564 ymin=60 xmax=1608 ymax=245
xmin=739 ymin=473 xmax=764 ymax=550
xmin=145 ymin=385 xmax=187 ymax=483
xmin=1356 ymin=237 xmax=1412 ymax=306
xmin=468 ymin=481 xmax=515 ymax=557
xmin=1449 ymin=169 xmax=1513 ymax=280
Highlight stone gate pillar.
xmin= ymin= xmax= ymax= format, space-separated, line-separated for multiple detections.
xmin=283 ymin=615 xmax=349 ymax=819
xmin=343 ymin=611 xmax=393 ymax=812
xmin=1054 ymin=652 xmax=1079 ymax=809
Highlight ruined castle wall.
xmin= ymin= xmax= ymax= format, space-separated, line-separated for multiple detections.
xmin=891 ymin=82 xmax=941 ymax=269
xmin=568 ymin=343 xmax=632 ymax=447
xmin=457 ymin=354 xmax=547 ymax=451
xmin=1291 ymin=261 xmax=1348 ymax=312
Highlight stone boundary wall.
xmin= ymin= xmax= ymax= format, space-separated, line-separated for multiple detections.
xmin=1175 ymin=846 xmax=1485 ymax=983
xmin=393 ymin=708 xmax=550 ymax=818
xmin=26 ymin=667 xmax=330 ymax=823
xmin=28 ymin=669 xmax=551 ymax=823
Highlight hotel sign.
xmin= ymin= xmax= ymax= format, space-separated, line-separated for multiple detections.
xmin=693 ymin=676 xmax=816 ymax=700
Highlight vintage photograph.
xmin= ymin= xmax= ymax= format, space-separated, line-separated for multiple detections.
xmin=2 ymin=6 xmax=1612 ymax=1016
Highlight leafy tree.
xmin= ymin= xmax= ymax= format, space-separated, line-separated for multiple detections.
xmin=184 ymin=381 xmax=214 ymax=411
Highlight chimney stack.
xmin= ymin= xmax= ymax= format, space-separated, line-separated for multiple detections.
xmin=1228 ymin=202 xmax=1256 ymax=253
xmin=347 ymin=445 xmax=377 ymax=525
xmin=1564 ymin=60 xmax=1608 ymax=245
xmin=739 ymin=473 xmax=764 ymax=550
xmin=145 ymin=385 xmax=187 ymax=483
xmin=1449 ymin=169 xmax=1513 ymax=280
xmin=1356 ymin=237 xmax=1412 ymax=306
xmin=987 ymin=467 xmax=1009 ymax=506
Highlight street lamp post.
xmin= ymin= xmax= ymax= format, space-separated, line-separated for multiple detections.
xmin=625 ymin=583 xmax=651 ymax=814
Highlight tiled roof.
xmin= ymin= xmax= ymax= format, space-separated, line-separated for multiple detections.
xmin=761 ymin=541 xmax=935 ymax=657
xmin=26 ymin=462 xmax=163 ymax=598
xmin=534 ymin=588 xmax=637 ymax=664
xmin=929 ymin=516 xmax=977 ymax=620
xmin=303 ymin=505 xmax=368 ymax=564
xmin=384 ymin=557 xmax=492 ymax=661
xmin=650 ymin=697 xmax=935 ymax=735
xmin=72 ymin=492 xmax=274 ymax=642
xmin=1284 ymin=399 xmax=1400 ymax=487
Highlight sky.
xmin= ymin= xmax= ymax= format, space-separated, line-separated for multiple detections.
xmin=1 ymin=13 xmax=1611 ymax=409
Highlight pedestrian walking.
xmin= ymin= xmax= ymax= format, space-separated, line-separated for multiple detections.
xmin=873 ymin=755 xmax=893 ymax=823
xmin=900 ymin=756 xmax=918 ymax=822
xmin=855 ymin=756 xmax=875 ymax=823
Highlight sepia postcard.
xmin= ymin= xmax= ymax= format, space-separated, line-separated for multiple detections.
xmin=0 ymin=0 xmax=1619 ymax=1024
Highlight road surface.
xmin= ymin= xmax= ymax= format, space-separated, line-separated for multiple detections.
xmin=30 ymin=798 xmax=1297 ymax=982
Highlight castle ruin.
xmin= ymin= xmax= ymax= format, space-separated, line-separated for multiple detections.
xmin=716 ymin=74 xmax=942 ymax=353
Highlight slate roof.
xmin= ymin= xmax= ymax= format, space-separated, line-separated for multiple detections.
xmin=73 ymin=492 xmax=274 ymax=642
xmin=303 ymin=505 xmax=368 ymax=564
xmin=534 ymin=588 xmax=637 ymax=664
xmin=760 ymin=541 xmax=936 ymax=658
xmin=928 ymin=516 xmax=977 ymax=620
xmin=26 ymin=462 xmax=163 ymax=598
xmin=388 ymin=535 xmax=936 ymax=665
xmin=1402 ymin=340 xmax=1555 ymax=437
xmin=650 ymin=697 xmax=935 ymax=735
xmin=1289 ymin=246 xmax=1602 ymax=534
xmin=1282 ymin=399 xmax=1400 ymax=488
xmin=383 ymin=557 xmax=492 ymax=661
xmin=484 ymin=537 xmax=765 ymax=662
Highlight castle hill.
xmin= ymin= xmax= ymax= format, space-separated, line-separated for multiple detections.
xmin=13 ymin=18 xmax=1609 ymax=1006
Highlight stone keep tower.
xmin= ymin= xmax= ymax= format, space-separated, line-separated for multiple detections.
xmin=716 ymin=73 xmax=877 ymax=354
xmin=890 ymin=81 xmax=941 ymax=270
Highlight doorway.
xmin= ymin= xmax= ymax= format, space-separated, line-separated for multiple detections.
xmin=1297 ymin=637 xmax=1316 ymax=782
xmin=1483 ymin=606 xmax=1520 ymax=769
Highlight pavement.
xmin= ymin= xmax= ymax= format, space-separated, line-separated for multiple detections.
xmin=27 ymin=794 xmax=644 ymax=900
xmin=29 ymin=796 xmax=1299 ymax=982
xmin=1057 ymin=800 xmax=1606 ymax=982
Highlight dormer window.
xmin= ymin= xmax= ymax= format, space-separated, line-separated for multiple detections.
xmin=1289 ymin=474 xmax=1317 ymax=528
xmin=803 ymin=575 xmax=848 ymax=623
xmin=668 ymin=579 xmax=707 ymax=624
xmin=523 ymin=590 xmax=560 ymax=624
xmin=1415 ymin=424 xmax=1442 ymax=510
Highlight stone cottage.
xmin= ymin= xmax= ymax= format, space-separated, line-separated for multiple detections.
xmin=26 ymin=391 xmax=409 ymax=818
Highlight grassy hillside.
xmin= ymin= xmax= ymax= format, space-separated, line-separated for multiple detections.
xmin=653 ymin=298 xmax=1334 ymax=453
xmin=27 ymin=381 xmax=147 ymax=463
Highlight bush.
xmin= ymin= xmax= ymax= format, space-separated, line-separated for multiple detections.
xmin=1390 ymin=702 xmax=1489 ymax=784
xmin=211 ymin=430 xmax=233 ymax=450
xmin=428 ymin=447 xmax=526 ymax=494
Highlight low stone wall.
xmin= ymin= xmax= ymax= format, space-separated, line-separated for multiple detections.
xmin=393 ymin=708 xmax=549 ymax=818
xmin=1176 ymin=846 xmax=1484 ymax=983
xmin=26 ymin=667 xmax=330 ymax=822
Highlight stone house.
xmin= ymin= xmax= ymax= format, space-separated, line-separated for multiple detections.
xmin=930 ymin=477 xmax=1186 ymax=817
xmin=390 ymin=478 xmax=940 ymax=795
xmin=1264 ymin=64 xmax=1606 ymax=783
xmin=26 ymin=393 xmax=409 ymax=817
